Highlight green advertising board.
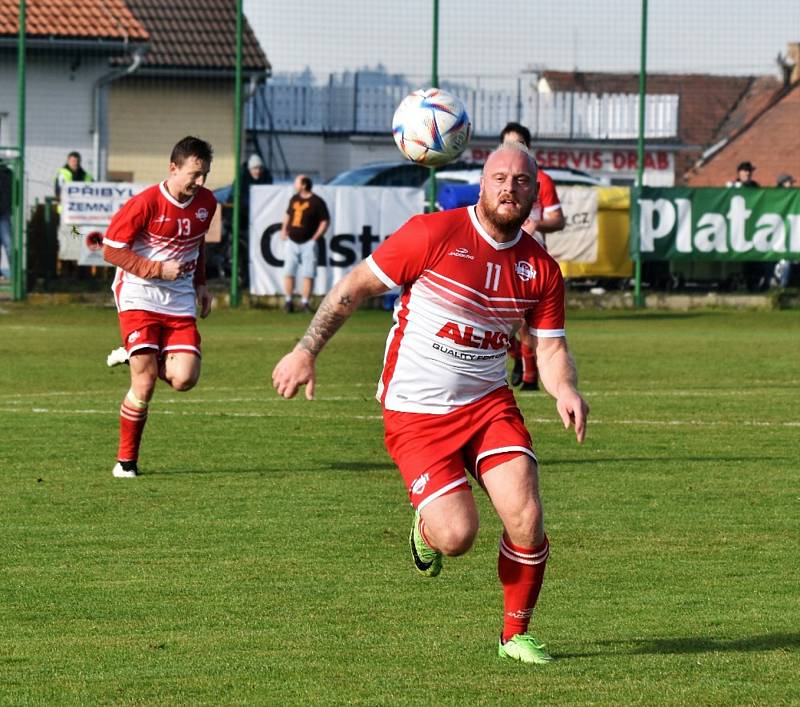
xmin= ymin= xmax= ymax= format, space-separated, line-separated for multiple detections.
xmin=630 ymin=187 xmax=800 ymax=261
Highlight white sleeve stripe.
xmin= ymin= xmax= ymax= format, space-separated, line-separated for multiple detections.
xmin=366 ymin=256 xmax=398 ymax=289
xmin=102 ymin=239 xmax=128 ymax=249
xmin=542 ymin=204 xmax=562 ymax=214
xmin=528 ymin=328 xmax=566 ymax=338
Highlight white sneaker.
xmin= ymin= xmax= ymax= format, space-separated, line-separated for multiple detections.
xmin=112 ymin=461 xmax=139 ymax=478
xmin=107 ymin=347 xmax=129 ymax=367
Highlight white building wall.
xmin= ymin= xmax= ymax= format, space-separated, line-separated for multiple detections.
xmin=0 ymin=54 xmax=111 ymax=210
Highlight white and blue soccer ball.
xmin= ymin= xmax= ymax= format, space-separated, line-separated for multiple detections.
xmin=392 ymin=88 xmax=472 ymax=168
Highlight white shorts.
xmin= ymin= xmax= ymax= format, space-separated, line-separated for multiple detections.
xmin=282 ymin=239 xmax=317 ymax=279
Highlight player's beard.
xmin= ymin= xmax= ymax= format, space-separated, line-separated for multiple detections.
xmin=477 ymin=190 xmax=532 ymax=238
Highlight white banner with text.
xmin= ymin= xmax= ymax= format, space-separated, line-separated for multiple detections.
xmin=249 ymin=185 xmax=425 ymax=295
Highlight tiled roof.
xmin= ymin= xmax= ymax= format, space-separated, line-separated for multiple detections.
xmin=685 ymin=81 xmax=800 ymax=187
xmin=122 ymin=0 xmax=268 ymax=71
xmin=710 ymin=75 xmax=783 ymax=140
xmin=0 ymin=0 xmax=148 ymax=41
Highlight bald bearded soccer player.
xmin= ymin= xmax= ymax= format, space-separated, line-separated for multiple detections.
xmin=272 ymin=143 xmax=589 ymax=665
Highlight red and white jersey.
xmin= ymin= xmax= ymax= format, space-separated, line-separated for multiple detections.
xmin=104 ymin=182 xmax=216 ymax=316
xmin=367 ymin=205 xmax=566 ymax=414
xmin=536 ymin=169 xmax=562 ymax=217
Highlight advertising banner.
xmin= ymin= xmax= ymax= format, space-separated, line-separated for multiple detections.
xmin=631 ymin=187 xmax=800 ymax=261
xmin=546 ymin=186 xmax=599 ymax=263
xmin=61 ymin=182 xmax=147 ymax=265
xmin=249 ymin=185 xmax=425 ymax=295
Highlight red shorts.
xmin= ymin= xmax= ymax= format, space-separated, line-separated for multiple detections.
xmin=383 ymin=386 xmax=536 ymax=510
xmin=118 ymin=310 xmax=201 ymax=358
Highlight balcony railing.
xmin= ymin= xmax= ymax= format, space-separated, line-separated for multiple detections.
xmin=247 ymin=73 xmax=679 ymax=141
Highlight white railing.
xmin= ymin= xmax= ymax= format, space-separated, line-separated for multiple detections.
xmin=248 ymin=74 xmax=679 ymax=140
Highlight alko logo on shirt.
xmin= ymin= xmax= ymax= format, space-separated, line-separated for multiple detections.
xmin=436 ymin=322 xmax=509 ymax=350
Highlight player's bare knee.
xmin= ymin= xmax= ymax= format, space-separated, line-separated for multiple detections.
xmin=437 ymin=518 xmax=478 ymax=556
xmin=505 ymin=504 xmax=544 ymax=546
xmin=170 ymin=374 xmax=198 ymax=392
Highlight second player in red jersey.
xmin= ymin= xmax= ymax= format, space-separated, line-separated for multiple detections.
xmin=102 ymin=136 xmax=217 ymax=479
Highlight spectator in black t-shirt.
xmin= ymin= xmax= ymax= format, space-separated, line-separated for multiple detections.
xmin=280 ymin=175 xmax=330 ymax=312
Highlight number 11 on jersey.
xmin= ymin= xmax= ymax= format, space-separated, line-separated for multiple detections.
xmin=485 ymin=262 xmax=501 ymax=291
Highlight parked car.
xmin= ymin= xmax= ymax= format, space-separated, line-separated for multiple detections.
xmin=326 ymin=161 xmax=606 ymax=188
xmin=326 ymin=160 xmax=481 ymax=188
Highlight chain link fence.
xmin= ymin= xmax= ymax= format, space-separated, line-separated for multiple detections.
xmin=1 ymin=0 xmax=798 ymax=297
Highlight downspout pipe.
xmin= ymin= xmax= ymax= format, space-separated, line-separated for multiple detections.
xmin=91 ymin=46 xmax=147 ymax=180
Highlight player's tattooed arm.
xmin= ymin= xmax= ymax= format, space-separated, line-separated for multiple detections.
xmin=296 ymin=262 xmax=389 ymax=358
xmin=297 ymin=289 xmax=356 ymax=356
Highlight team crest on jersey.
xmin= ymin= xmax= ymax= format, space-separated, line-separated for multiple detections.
xmin=448 ymin=247 xmax=474 ymax=260
xmin=196 ymin=208 xmax=209 ymax=222
xmin=515 ymin=261 xmax=536 ymax=282
xmin=127 ymin=330 xmax=141 ymax=343
xmin=411 ymin=473 xmax=430 ymax=495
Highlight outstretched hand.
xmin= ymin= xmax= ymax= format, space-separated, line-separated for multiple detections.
xmin=556 ymin=390 xmax=589 ymax=444
xmin=272 ymin=348 xmax=316 ymax=401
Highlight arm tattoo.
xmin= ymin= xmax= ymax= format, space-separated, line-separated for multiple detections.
xmin=297 ymin=289 xmax=355 ymax=357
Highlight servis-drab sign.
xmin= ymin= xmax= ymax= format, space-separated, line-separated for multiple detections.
xmin=631 ymin=187 xmax=800 ymax=261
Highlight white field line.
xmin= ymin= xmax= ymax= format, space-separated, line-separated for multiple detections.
xmin=2 ymin=407 xmax=799 ymax=428
xmin=1 ymin=385 xmax=798 ymax=404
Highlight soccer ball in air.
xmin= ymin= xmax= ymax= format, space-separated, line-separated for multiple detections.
xmin=392 ymin=88 xmax=471 ymax=167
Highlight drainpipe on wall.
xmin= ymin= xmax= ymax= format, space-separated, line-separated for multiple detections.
xmin=91 ymin=46 xmax=147 ymax=180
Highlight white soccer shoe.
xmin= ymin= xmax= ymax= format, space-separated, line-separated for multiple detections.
xmin=106 ymin=346 xmax=129 ymax=367
xmin=112 ymin=461 xmax=139 ymax=478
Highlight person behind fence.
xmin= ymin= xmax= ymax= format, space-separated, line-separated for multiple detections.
xmin=54 ymin=151 xmax=93 ymax=261
xmin=499 ymin=122 xmax=566 ymax=392
xmin=102 ymin=136 xmax=216 ymax=478
xmin=774 ymin=172 xmax=797 ymax=287
xmin=272 ymin=143 xmax=589 ymax=665
xmin=727 ymin=161 xmax=768 ymax=290
xmin=54 ymin=150 xmax=93 ymax=204
xmin=0 ymin=163 xmax=12 ymax=280
xmin=727 ymin=161 xmax=760 ymax=188
xmin=234 ymin=154 xmax=273 ymax=287
xmin=280 ymin=174 xmax=329 ymax=313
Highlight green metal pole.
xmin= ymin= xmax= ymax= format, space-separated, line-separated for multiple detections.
xmin=14 ymin=0 xmax=26 ymax=301
xmin=230 ymin=0 xmax=244 ymax=307
xmin=633 ymin=0 xmax=648 ymax=308
xmin=427 ymin=0 xmax=439 ymax=213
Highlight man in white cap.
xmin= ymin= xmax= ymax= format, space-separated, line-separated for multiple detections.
xmin=236 ymin=154 xmax=273 ymax=286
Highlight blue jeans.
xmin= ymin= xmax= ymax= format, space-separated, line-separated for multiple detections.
xmin=0 ymin=214 xmax=11 ymax=279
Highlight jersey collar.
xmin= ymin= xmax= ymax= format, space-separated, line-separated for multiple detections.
xmin=467 ymin=205 xmax=522 ymax=250
xmin=159 ymin=181 xmax=196 ymax=209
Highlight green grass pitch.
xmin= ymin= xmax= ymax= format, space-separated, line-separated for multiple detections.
xmin=1 ymin=302 xmax=798 ymax=705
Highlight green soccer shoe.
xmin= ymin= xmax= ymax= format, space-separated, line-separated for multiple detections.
xmin=409 ymin=510 xmax=443 ymax=577
xmin=498 ymin=633 xmax=554 ymax=665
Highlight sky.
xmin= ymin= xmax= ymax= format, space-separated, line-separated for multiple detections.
xmin=244 ymin=0 xmax=800 ymax=81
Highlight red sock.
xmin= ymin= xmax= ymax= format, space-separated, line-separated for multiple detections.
xmin=520 ymin=342 xmax=538 ymax=384
xmin=498 ymin=533 xmax=549 ymax=641
xmin=117 ymin=391 xmax=149 ymax=461
xmin=508 ymin=336 xmax=522 ymax=359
